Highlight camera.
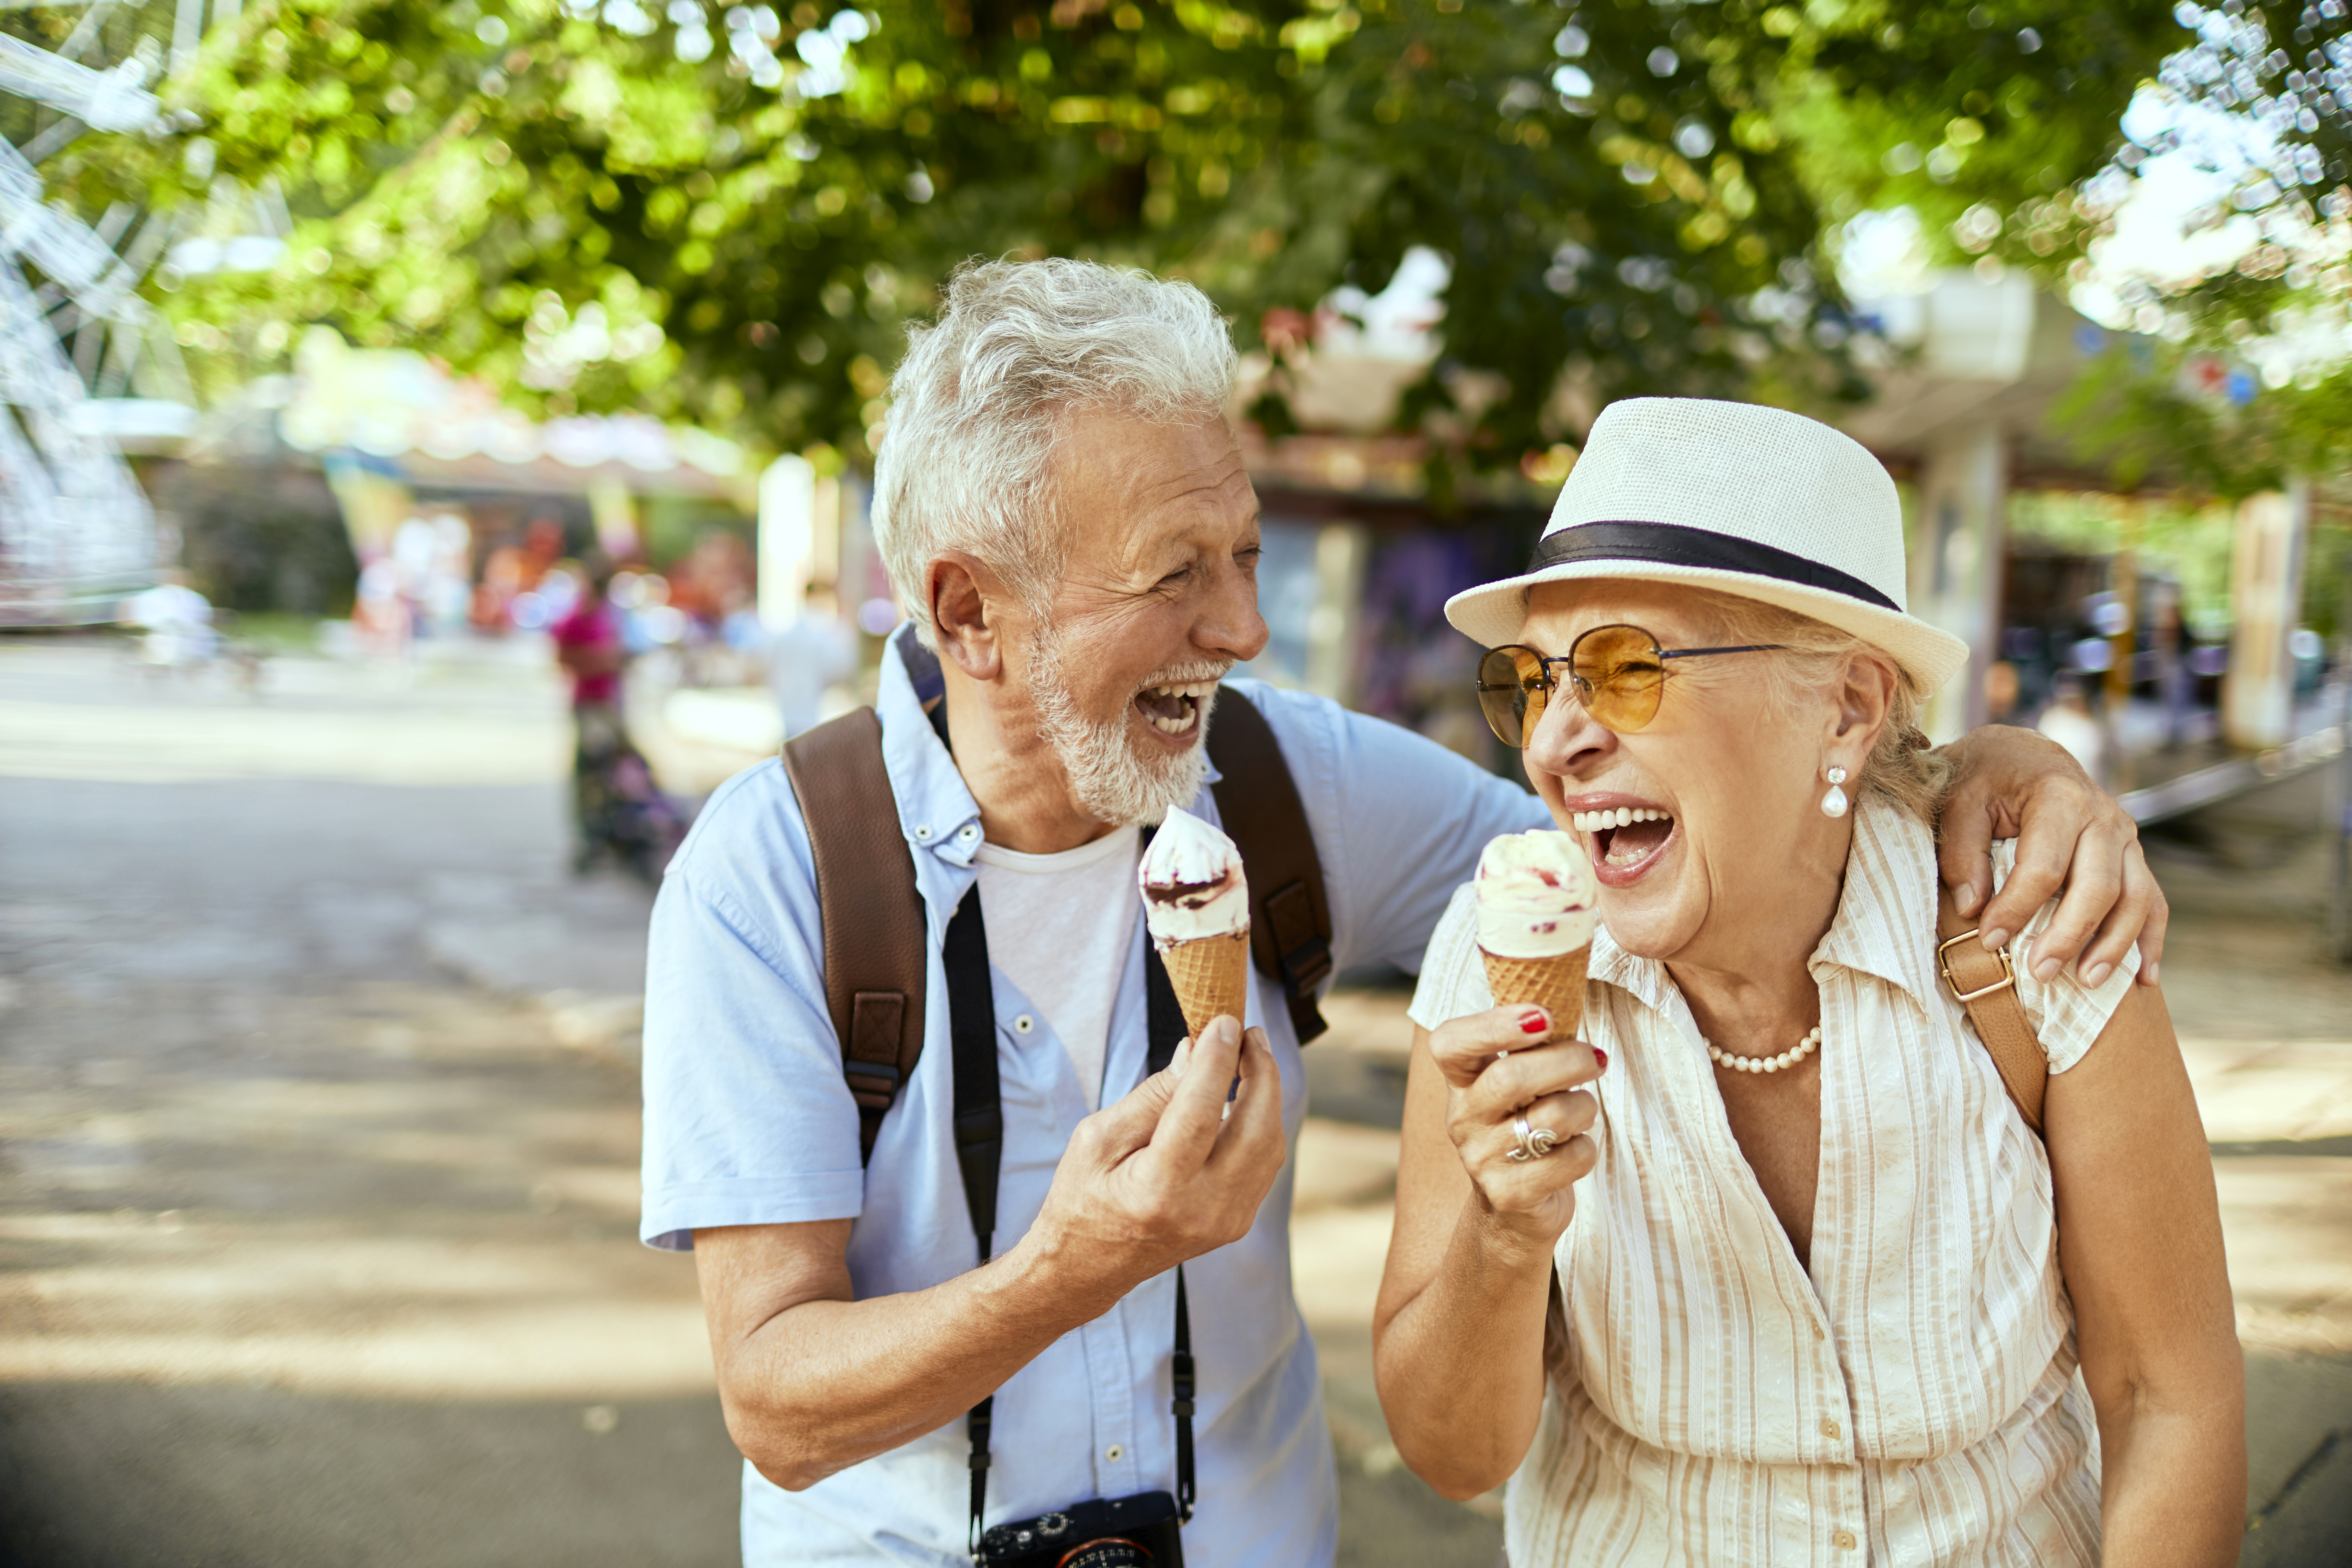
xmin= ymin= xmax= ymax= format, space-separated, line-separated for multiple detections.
xmin=976 ymin=1491 xmax=1184 ymax=1568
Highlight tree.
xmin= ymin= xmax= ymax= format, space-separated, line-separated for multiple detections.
xmin=52 ymin=1 xmax=2183 ymax=473
xmin=2041 ymin=2 xmax=2352 ymax=497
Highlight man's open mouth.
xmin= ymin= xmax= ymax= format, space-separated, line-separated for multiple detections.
xmin=1572 ymin=806 xmax=1676 ymax=870
xmin=1134 ymin=681 xmax=1217 ymax=737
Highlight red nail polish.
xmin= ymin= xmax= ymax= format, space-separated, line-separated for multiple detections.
xmin=1591 ymin=1048 xmax=1608 ymax=1072
xmin=1519 ymin=1011 xmax=1549 ymax=1035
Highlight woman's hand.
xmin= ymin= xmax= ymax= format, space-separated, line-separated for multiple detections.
xmin=1428 ymin=1004 xmax=1606 ymax=1251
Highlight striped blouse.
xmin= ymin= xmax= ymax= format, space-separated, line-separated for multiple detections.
xmin=1407 ymin=800 xmax=2137 ymax=1567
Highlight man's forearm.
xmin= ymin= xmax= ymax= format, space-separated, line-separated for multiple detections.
xmin=715 ymin=1232 xmax=1127 ymax=1491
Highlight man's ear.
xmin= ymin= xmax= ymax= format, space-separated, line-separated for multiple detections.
xmin=927 ymin=549 xmax=1011 ymax=682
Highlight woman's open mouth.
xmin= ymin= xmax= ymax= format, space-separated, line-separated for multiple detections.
xmin=1571 ymin=805 xmax=1677 ymax=885
xmin=1133 ymin=681 xmax=1216 ymax=740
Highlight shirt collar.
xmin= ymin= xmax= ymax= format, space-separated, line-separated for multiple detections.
xmin=1807 ymin=797 xmax=1944 ymax=1005
xmin=876 ymin=624 xmax=986 ymax=867
xmin=1583 ymin=796 xmax=1942 ymax=1014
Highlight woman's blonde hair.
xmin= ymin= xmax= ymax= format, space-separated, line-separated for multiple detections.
xmin=1685 ymin=589 xmax=1951 ymax=822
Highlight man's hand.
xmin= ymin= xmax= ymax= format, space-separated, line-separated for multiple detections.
xmin=1021 ymin=1014 xmax=1287 ymax=1315
xmin=695 ymin=1013 xmax=1285 ymax=1491
xmin=1938 ymin=726 xmax=2168 ymax=989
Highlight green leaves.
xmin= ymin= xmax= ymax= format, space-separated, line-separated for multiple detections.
xmin=45 ymin=0 xmax=2179 ymax=476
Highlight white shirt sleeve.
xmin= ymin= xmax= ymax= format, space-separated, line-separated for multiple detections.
xmin=1406 ymin=884 xmax=1493 ymax=1033
xmin=1235 ymin=682 xmax=1550 ymax=979
xmin=1988 ymin=839 xmax=2140 ymax=1074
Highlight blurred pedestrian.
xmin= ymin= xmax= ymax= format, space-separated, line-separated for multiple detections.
xmin=2038 ymin=673 xmax=2108 ymax=786
xmin=553 ymin=554 xmax=629 ymax=868
xmin=122 ymin=573 xmax=217 ymax=669
xmin=764 ymin=580 xmax=858 ymax=738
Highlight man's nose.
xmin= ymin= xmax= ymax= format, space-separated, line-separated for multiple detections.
xmin=1196 ymin=559 xmax=1269 ymax=663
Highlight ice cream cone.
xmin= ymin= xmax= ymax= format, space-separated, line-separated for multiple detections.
xmin=1161 ymin=927 xmax=1252 ymax=1040
xmin=1480 ymin=945 xmax=1590 ymax=1042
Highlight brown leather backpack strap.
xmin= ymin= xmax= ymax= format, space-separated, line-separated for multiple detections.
xmin=1934 ymin=880 xmax=2047 ymax=1138
xmin=782 ymin=707 xmax=928 ymax=1163
xmin=1205 ymin=688 xmax=1334 ymax=1044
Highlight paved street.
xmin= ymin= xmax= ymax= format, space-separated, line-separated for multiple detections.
xmin=2 ymin=638 xmax=2348 ymax=1566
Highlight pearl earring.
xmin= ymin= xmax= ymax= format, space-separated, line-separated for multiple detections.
xmin=1819 ymin=765 xmax=1849 ymax=819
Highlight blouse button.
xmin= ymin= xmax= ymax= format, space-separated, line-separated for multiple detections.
xmin=1014 ymin=1015 xmax=1035 ymax=1034
xmin=1820 ymin=1417 xmax=1842 ymax=1440
xmin=1832 ymin=1529 xmax=1859 ymax=1551
xmin=1105 ymin=1444 xmax=1124 ymax=1462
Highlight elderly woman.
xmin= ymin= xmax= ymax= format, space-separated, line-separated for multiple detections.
xmin=1372 ymin=400 xmax=2242 ymax=1567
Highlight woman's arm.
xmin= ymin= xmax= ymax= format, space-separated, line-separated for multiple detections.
xmin=2046 ymin=982 xmax=2244 ymax=1565
xmin=1373 ymin=1006 xmax=1603 ymax=1500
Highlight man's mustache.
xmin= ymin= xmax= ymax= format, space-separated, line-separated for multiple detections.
xmin=1129 ymin=662 xmax=1233 ymax=696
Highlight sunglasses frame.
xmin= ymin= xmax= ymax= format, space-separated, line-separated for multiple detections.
xmin=1476 ymin=624 xmax=1783 ymax=748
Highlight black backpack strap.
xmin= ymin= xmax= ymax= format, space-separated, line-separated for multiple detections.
xmin=780 ymin=707 xmax=929 ymax=1165
xmin=1205 ymin=689 xmax=1334 ymax=1044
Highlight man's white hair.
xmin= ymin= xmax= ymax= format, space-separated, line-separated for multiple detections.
xmin=872 ymin=257 xmax=1239 ymax=644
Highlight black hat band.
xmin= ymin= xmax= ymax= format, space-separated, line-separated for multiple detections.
xmin=1527 ymin=521 xmax=1900 ymax=613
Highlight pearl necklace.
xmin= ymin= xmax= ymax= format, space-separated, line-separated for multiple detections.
xmin=1707 ymin=1024 xmax=1822 ymax=1075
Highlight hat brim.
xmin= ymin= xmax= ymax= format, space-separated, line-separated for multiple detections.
xmin=1444 ymin=560 xmax=1970 ymax=699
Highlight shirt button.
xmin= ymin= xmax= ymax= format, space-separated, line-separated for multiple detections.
xmin=1014 ymin=1015 xmax=1035 ymax=1034
xmin=1105 ymin=1444 xmax=1124 ymax=1462
xmin=1811 ymin=1322 xmax=1825 ymax=1341
xmin=1833 ymin=1529 xmax=1858 ymax=1550
xmin=1820 ymin=1417 xmax=1842 ymax=1440
xmin=913 ymin=825 xmax=933 ymax=841
xmin=958 ymin=824 xmax=979 ymax=842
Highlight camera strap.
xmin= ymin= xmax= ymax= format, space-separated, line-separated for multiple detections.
xmin=943 ymin=842 xmax=1199 ymax=1558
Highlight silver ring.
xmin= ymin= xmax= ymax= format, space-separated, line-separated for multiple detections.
xmin=1507 ymin=1114 xmax=1555 ymax=1162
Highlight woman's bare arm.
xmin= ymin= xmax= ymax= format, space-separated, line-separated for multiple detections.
xmin=1373 ymin=1008 xmax=1601 ymax=1500
xmin=2046 ymin=982 xmax=2244 ymax=1565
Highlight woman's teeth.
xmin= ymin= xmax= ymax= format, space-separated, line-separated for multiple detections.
xmin=1570 ymin=806 xmax=1671 ymax=832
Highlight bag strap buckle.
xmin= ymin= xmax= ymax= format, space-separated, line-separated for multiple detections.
xmin=1937 ymin=927 xmax=2017 ymax=1003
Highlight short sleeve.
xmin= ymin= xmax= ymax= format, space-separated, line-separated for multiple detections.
xmin=1406 ymin=884 xmax=1494 ymax=1032
xmin=638 ymin=765 xmax=867 ymax=1250
xmin=1989 ymin=839 xmax=2140 ymax=1075
xmin=1236 ymin=682 xmax=1548 ymax=978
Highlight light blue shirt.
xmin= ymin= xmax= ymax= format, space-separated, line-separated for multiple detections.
xmin=640 ymin=626 xmax=1546 ymax=1566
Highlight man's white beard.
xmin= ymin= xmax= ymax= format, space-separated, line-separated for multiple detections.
xmin=1029 ymin=623 xmax=1228 ymax=827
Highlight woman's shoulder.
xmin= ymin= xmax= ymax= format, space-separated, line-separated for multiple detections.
xmin=1406 ymin=883 xmax=1492 ymax=1031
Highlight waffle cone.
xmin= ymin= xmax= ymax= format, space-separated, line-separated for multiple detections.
xmin=1480 ymin=945 xmax=1590 ymax=1041
xmin=1160 ymin=927 xmax=1252 ymax=1040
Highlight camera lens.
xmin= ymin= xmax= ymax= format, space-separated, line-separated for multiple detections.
xmin=1054 ymin=1540 xmax=1152 ymax=1568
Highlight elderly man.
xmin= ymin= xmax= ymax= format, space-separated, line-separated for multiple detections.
xmin=641 ymin=258 xmax=2163 ymax=1565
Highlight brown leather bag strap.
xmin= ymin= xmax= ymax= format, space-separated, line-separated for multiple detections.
xmin=1205 ymin=688 xmax=1334 ymax=1044
xmin=1934 ymin=880 xmax=2047 ymax=1138
xmin=781 ymin=707 xmax=928 ymax=1164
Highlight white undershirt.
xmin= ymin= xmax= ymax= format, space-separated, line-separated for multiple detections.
xmin=972 ymin=829 xmax=1142 ymax=1112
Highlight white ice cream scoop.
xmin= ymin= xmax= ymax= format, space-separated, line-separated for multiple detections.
xmin=1475 ymin=830 xmax=1598 ymax=959
xmin=1139 ymin=806 xmax=1250 ymax=948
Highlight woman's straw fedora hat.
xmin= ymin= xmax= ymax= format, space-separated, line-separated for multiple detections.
xmin=1444 ymin=397 xmax=1969 ymax=696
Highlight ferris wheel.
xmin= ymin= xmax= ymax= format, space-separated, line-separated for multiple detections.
xmin=0 ymin=0 xmax=215 ymax=623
